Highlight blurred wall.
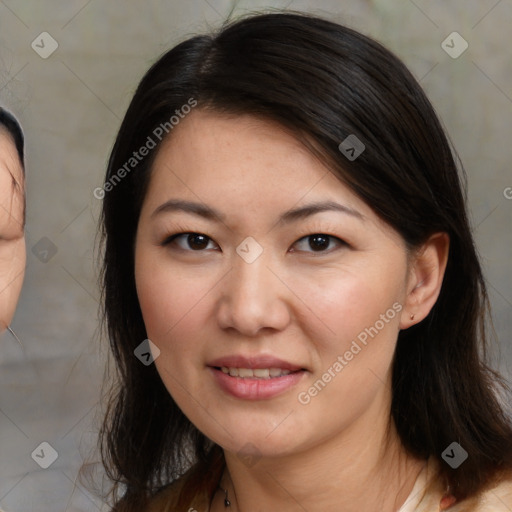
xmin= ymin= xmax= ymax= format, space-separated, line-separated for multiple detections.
xmin=0 ymin=0 xmax=510 ymax=510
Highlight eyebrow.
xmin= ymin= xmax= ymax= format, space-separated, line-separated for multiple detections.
xmin=151 ymin=199 xmax=364 ymax=223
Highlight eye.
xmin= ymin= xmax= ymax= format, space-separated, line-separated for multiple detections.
xmin=291 ymin=234 xmax=346 ymax=253
xmin=161 ymin=232 xmax=219 ymax=251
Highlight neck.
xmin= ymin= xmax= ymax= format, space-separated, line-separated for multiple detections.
xmin=217 ymin=392 xmax=425 ymax=512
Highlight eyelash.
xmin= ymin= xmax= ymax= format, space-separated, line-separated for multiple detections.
xmin=160 ymin=229 xmax=348 ymax=255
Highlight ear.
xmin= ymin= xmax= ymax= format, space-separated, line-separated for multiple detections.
xmin=400 ymin=232 xmax=450 ymax=329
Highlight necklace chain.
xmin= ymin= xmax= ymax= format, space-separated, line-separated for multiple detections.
xmin=219 ymin=485 xmax=231 ymax=507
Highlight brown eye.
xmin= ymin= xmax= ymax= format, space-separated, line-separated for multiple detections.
xmin=309 ymin=235 xmax=330 ymax=251
xmin=162 ymin=232 xmax=217 ymax=251
xmin=186 ymin=234 xmax=209 ymax=250
xmin=292 ymin=234 xmax=345 ymax=253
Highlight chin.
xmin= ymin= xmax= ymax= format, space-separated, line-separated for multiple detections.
xmin=209 ymin=421 xmax=306 ymax=459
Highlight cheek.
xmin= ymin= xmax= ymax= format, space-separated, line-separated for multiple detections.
xmin=135 ymin=258 xmax=222 ymax=422
xmin=0 ymin=239 xmax=26 ymax=328
xmin=290 ymin=271 xmax=402 ymax=438
xmin=291 ymin=264 xmax=402 ymax=350
xmin=135 ymin=252 xmax=215 ymax=350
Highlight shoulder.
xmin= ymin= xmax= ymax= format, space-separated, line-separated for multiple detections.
xmin=403 ymin=459 xmax=512 ymax=512
xmin=455 ymin=476 xmax=512 ymax=512
xmin=435 ymin=473 xmax=512 ymax=512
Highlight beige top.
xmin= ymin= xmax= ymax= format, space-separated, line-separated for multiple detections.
xmin=398 ymin=459 xmax=512 ymax=512
xmin=147 ymin=457 xmax=512 ymax=512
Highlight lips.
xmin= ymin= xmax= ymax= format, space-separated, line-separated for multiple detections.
xmin=208 ymin=354 xmax=307 ymax=400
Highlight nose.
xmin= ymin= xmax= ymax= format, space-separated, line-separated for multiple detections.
xmin=216 ymin=251 xmax=291 ymax=337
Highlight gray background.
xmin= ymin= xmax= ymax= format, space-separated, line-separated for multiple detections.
xmin=0 ymin=0 xmax=511 ymax=511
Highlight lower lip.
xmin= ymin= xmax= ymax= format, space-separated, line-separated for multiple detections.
xmin=209 ymin=367 xmax=306 ymax=400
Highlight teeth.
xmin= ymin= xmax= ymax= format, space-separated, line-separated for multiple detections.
xmin=238 ymin=368 xmax=254 ymax=378
xmin=220 ymin=367 xmax=294 ymax=379
xmin=253 ymin=368 xmax=270 ymax=378
xmin=270 ymin=367 xmax=289 ymax=377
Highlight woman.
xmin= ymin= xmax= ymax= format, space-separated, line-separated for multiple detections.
xmin=0 ymin=107 xmax=25 ymax=335
xmin=99 ymin=12 xmax=512 ymax=512
xmin=0 ymin=108 xmax=25 ymax=512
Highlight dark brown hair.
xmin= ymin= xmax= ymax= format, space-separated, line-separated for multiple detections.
xmin=0 ymin=107 xmax=24 ymax=167
xmin=99 ymin=11 xmax=512 ymax=510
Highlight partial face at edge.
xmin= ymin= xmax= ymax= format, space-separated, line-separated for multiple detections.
xmin=0 ymin=130 xmax=26 ymax=331
xmin=134 ymin=110 xmax=416 ymax=458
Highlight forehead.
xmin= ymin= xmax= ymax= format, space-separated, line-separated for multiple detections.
xmin=148 ymin=110 xmax=363 ymax=210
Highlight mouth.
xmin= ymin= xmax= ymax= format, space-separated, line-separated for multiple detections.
xmin=207 ymin=356 xmax=307 ymax=400
xmin=216 ymin=366 xmax=302 ymax=379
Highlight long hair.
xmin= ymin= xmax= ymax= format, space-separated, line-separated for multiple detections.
xmin=99 ymin=12 xmax=512 ymax=509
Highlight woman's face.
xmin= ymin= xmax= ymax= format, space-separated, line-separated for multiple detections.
xmin=0 ymin=130 xmax=25 ymax=331
xmin=135 ymin=110 xmax=415 ymax=458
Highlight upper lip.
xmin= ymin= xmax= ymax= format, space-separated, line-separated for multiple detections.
xmin=208 ymin=355 xmax=305 ymax=371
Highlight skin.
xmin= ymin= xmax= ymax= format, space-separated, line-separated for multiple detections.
xmin=0 ymin=129 xmax=25 ymax=332
xmin=135 ymin=110 xmax=449 ymax=512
